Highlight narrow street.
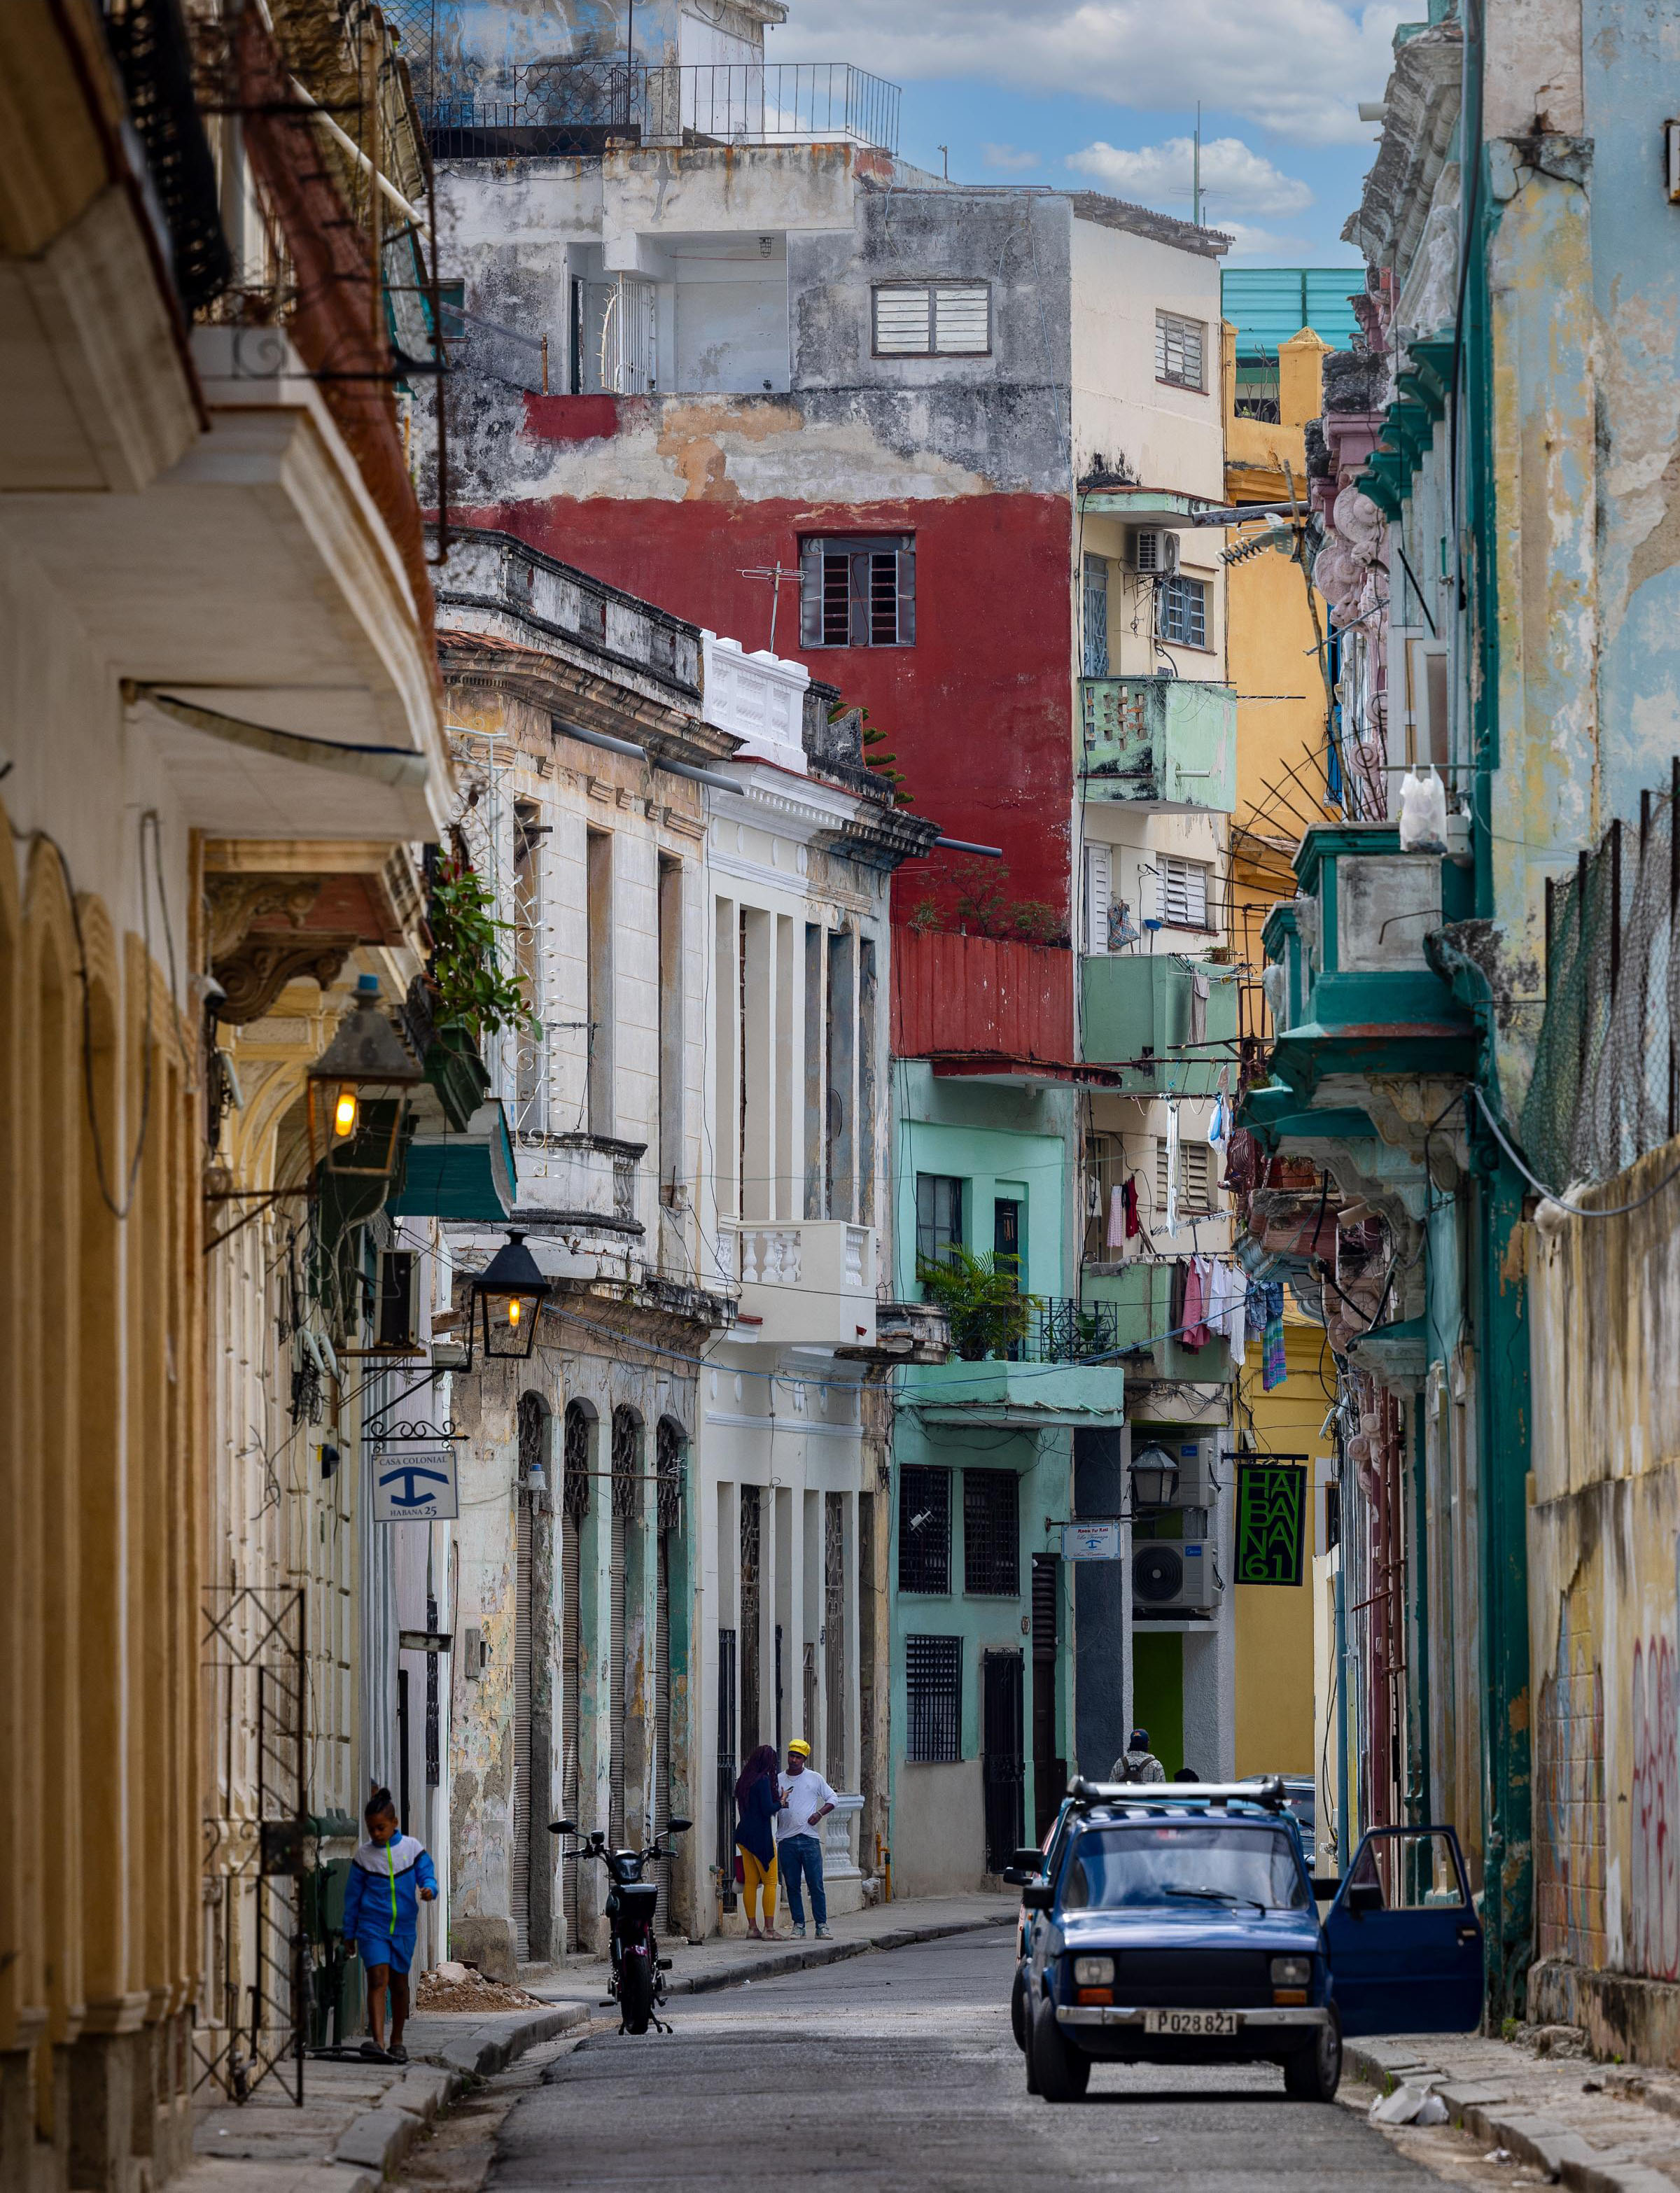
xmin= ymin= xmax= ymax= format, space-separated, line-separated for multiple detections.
xmin=486 ymin=1933 xmax=1445 ymax=2193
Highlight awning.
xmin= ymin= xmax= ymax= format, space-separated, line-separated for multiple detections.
xmin=387 ymin=1101 xmax=514 ymax=1222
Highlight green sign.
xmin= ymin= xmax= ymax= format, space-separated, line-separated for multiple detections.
xmin=1233 ymin=1459 xmax=1309 ymax=1587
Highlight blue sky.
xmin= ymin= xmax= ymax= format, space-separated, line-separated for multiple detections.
xmin=774 ymin=0 xmax=1403 ymax=264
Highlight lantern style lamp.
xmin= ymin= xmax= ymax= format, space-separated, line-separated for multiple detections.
xmin=305 ymin=974 xmax=424 ymax=1180
xmin=1130 ymin=1440 xmax=1181 ymax=1511
xmin=471 ymin=1230 xmax=551 ymax=1361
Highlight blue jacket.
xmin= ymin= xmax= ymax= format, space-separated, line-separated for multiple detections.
xmin=735 ymin=1774 xmax=780 ymax=1868
xmin=342 ymin=1833 xmax=437 ymax=1951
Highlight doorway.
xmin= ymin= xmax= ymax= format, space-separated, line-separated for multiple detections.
xmin=981 ymin=1649 xmax=1026 ymax=1873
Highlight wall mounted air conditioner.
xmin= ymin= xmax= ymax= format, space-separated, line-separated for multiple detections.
xmin=1130 ymin=526 xmax=1180 ymax=577
xmin=1132 ymin=1537 xmax=1215 ymax=1615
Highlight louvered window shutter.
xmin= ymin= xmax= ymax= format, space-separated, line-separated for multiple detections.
xmin=799 ymin=538 xmax=825 ymax=647
xmin=1084 ymin=844 xmax=1113 ymax=955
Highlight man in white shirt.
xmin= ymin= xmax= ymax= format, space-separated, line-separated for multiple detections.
xmin=777 ymin=1738 xmax=837 ymax=1940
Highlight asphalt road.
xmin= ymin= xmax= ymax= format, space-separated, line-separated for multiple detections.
xmin=489 ymin=1928 xmax=1453 ymax=2193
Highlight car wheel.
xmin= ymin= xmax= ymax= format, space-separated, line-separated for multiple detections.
xmin=1283 ymin=2013 xmax=1343 ymax=2103
xmin=1030 ymin=1996 xmax=1091 ymax=2103
xmin=1011 ymin=1966 xmax=1030 ymax=2052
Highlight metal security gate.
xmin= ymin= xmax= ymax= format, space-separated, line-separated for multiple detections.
xmin=715 ymin=1627 xmax=737 ymax=1911
xmin=512 ymin=1487 xmax=533 ymax=1963
xmin=198 ymin=1588 xmax=307 ymax=2105
xmin=1030 ymin=1554 xmax=1065 ymax=1842
xmin=824 ymin=1494 xmax=845 ymax=1780
xmin=653 ymin=1422 xmax=681 ymax=1919
xmin=608 ymin=1408 xmax=639 ymax=1849
xmin=981 ymin=1649 xmax=1026 ymax=1875
xmin=739 ymin=1486 xmax=761 ymax=1756
xmin=561 ymin=1406 xmax=589 ymax=1949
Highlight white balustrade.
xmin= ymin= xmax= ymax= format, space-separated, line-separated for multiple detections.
xmin=822 ymin=1792 xmax=864 ymax=1879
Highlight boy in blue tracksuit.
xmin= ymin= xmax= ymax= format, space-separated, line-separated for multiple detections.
xmin=342 ymin=1786 xmax=438 ymax=2061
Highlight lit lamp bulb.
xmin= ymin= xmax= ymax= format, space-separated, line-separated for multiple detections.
xmin=333 ymin=1088 xmax=358 ymax=1139
xmin=507 ymin=1296 xmax=521 ymax=1329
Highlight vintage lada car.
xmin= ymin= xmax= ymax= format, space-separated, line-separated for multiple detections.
xmin=1010 ymin=1777 xmax=1483 ymax=2103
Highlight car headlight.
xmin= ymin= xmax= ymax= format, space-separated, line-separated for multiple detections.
xmin=1270 ymin=1956 xmax=1312 ymax=1987
xmin=1073 ymin=1955 xmax=1115 ymax=1987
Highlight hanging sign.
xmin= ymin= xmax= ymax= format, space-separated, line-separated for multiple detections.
xmin=373 ymin=1448 xmax=459 ymax=1522
xmin=1061 ymin=1520 xmax=1123 ymax=1562
xmin=1233 ymin=1459 xmax=1308 ymax=1587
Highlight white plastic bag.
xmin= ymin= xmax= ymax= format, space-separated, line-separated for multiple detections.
xmin=1398 ymin=763 xmax=1448 ymax=853
xmin=1370 ymin=2081 xmax=1448 ymax=2125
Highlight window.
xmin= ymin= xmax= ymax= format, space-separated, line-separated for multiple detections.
xmin=916 ymin=1172 xmax=963 ymax=1270
xmin=1156 ymin=1135 xmax=1214 ymax=1215
xmin=1156 ymin=572 xmax=1209 ymax=649
xmin=963 ymin=1470 xmax=1020 ymax=1595
xmin=1082 ymin=553 xmax=1110 ymax=678
xmin=1154 ymin=853 xmax=1210 ymax=928
xmin=873 ymin=281 xmax=991 ymax=357
xmin=800 ymin=535 xmax=915 ymax=649
xmin=899 ymin=1466 xmax=951 ymax=1594
xmin=1156 ymin=309 xmax=1206 ymax=391
xmin=904 ymin=1634 xmax=962 ymax=1763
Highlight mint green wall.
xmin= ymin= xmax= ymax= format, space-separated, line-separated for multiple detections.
xmin=891 ymin=1063 xmax=1077 ymax=1300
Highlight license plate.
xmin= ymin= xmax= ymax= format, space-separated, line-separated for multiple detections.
xmin=1143 ymin=2009 xmax=1240 ymax=2036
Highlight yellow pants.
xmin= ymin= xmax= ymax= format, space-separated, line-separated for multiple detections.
xmin=741 ymin=1849 xmax=777 ymax=1929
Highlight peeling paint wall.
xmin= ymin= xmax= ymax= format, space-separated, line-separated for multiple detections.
xmin=1526 ymin=1150 xmax=1680 ymax=2062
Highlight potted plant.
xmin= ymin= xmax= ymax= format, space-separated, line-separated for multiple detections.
xmin=422 ymin=855 xmax=540 ymax=1130
xmin=916 ymin=1245 xmax=1037 ymax=1362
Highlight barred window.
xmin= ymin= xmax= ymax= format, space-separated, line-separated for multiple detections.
xmin=904 ymin=1634 xmax=962 ymax=1763
xmin=1155 ymin=309 xmax=1206 ymax=391
xmin=963 ymin=1469 xmax=1020 ymax=1595
xmin=800 ymin=535 xmax=915 ymax=649
xmin=1156 ymin=573 xmax=1208 ymax=649
xmin=898 ymin=1465 xmax=951 ymax=1594
xmin=873 ymin=281 xmax=991 ymax=357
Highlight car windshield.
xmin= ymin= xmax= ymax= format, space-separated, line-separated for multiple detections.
xmin=1059 ymin=1823 xmax=1310 ymax=1913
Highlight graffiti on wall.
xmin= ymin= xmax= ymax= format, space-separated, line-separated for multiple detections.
xmin=1534 ymin=1600 xmax=1606 ymax=1969
xmin=1631 ymin=1630 xmax=1680 ymax=1981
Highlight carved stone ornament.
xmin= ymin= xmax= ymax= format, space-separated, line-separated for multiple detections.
xmin=204 ymin=874 xmax=322 ymax=960
xmin=212 ymin=939 xmax=353 ymax=1024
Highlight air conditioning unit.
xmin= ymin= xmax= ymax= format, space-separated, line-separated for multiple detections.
xmin=1130 ymin=526 xmax=1180 ymax=577
xmin=1133 ymin=1538 xmax=1215 ymax=1615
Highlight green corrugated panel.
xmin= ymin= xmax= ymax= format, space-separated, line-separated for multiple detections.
xmin=1222 ymin=267 xmax=1363 ymax=358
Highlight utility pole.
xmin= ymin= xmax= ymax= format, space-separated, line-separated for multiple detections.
xmin=1193 ymin=102 xmax=1203 ymax=227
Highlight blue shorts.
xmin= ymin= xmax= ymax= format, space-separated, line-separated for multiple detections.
xmin=355 ymin=1934 xmax=414 ymax=1976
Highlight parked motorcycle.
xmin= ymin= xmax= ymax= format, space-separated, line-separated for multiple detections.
xmin=549 ymin=1816 xmax=690 ymax=2034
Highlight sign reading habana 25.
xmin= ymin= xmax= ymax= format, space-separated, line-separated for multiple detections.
xmin=373 ymin=1450 xmax=459 ymax=1522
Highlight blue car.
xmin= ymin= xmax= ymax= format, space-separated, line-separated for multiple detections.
xmin=1011 ymin=1777 xmax=1484 ymax=2104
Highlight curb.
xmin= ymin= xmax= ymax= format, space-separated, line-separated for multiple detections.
xmin=411 ymin=2002 xmax=591 ymax=2078
xmin=1345 ymin=2040 xmax=1670 ymax=2193
xmin=673 ymin=1912 xmax=1015 ymax=1996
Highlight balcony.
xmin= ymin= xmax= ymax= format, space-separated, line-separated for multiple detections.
xmin=1080 ymin=678 xmax=1237 ymax=813
xmin=512 ymin=1130 xmax=644 ymax=1233
xmin=720 ymin=1220 xmax=878 ymax=1347
xmin=892 ymin=930 xmax=1073 ymax=1072
xmin=1080 ymin=1268 xmax=1233 ymax=1385
xmin=1082 ymin=955 xmax=1238 ymax=1093
xmin=1252 ymin=824 xmax=1478 ymax=1112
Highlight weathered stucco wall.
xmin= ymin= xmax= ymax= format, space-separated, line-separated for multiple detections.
xmin=1527 ymin=1148 xmax=1680 ymax=2062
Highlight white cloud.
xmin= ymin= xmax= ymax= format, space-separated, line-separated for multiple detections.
xmin=981 ymin=142 xmax=1042 ymax=170
xmin=774 ymin=0 xmax=1406 ymax=146
xmin=1068 ymin=135 xmax=1312 ymax=214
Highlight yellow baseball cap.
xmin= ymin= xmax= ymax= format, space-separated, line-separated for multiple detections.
xmin=788 ymin=1738 xmax=811 ymax=1757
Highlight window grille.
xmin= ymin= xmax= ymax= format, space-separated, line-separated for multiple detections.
xmin=655 ymin=1417 xmax=684 ymax=1534
xmin=904 ymin=1634 xmax=962 ymax=1763
xmin=963 ymin=1470 xmax=1020 ymax=1595
xmin=562 ymin=1403 xmax=592 ymax=1523
xmin=1156 ymin=572 xmax=1208 ymax=649
xmin=916 ymin=1173 xmax=963 ymax=1269
xmin=611 ymin=1406 xmax=642 ymax=1518
xmin=1155 ymin=853 xmax=1210 ymax=927
xmin=898 ymin=1464 xmax=951 ymax=1594
xmin=800 ymin=535 xmax=915 ymax=648
xmin=872 ymin=281 xmax=990 ymax=356
xmin=1155 ymin=309 xmax=1206 ymax=390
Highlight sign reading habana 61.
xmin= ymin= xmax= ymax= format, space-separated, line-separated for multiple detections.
xmin=1232 ymin=1456 xmax=1311 ymax=1588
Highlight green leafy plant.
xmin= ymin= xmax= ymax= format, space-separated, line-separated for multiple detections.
xmin=428 ymin=856 xmax=540 ymax=1044
xmin=839 ymin=703 xmax=916 ymax=807
xmin=906 ymin=896 xmax=941 ymax=933
xmin=916 ymin=1245 xmax=1038 ymax=1361
xmin=948 ymin=859 xmax=1070 ymax=947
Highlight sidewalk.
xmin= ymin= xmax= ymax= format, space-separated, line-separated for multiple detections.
xmin=1347 ymin=2031 xmax=1680 ymax=2193
xmin=174 ymin=1893 xmax=1013 ymax=2193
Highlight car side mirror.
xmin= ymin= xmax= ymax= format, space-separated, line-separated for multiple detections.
xmin=1011 ymin=1847 xmax=1046 ymax=1872
xmin=1346 ymin=1880 xmax=1382 ymax=1917
xmin=1002 ymin=1866 xmax=1031 ymax=1887
xmin=667 ymin=1817 xmax=692 ymax=1835
xmin=1020 ymin=1882 xmax=1054 ymax=1912
xmin=1310 ymin=1877 xmax=1341 ymax=1900
xmin=549 ymin=1819 xmax=578 ymax=1836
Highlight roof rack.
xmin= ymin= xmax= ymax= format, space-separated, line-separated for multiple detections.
xmin=1066 ymin=1774 xmax=1289 ymax=1813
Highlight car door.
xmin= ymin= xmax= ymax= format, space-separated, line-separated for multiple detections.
xmin=1324 ymin=1826 xmax=1483 ymax=2037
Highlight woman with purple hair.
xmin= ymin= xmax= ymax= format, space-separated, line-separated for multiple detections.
xmin=734 ymin=1743 xmax=784 ymax=1940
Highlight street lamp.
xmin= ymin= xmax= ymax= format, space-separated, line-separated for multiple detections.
xmin=1130 ymin=1440 xmax=1180 ymax=1510
xmin=470 ymin=1231 xmax=551 ymax=1362
xmin=305 ymin=974 xmax=423 ymax=1181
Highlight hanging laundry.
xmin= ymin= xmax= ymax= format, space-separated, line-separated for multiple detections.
xmin=1123 ymin=1176 xmax=1140 ymax=1240
xmin=1180 ymin=1255 xmax=1211 ymax=1350
xmin=1107 ymin=1184 xmax=1126 ymax=1249
xmin=1206 ymin=1259 xmax=1247 ymax=1362
xmin=1261 ymin=1279 xmax=1287 ymax=1391
xmin=1208 ymin=1091 xmax=1227 ymax=1147
xmin=1170 ymin=1258 xmax=1187 ymax=1339
xmin=1223 ymin=1128 xmax=1259 ymax=1196
xmin=1189 ymin=969 xmax=1209 ymax=1047
xmin=1165 ymin=1104 xmax=1181 ymax=1234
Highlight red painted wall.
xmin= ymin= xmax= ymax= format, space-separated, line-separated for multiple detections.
xmin=452 ymin=488 xmax=1074 ymax=920
xmin=892 ymin=929 xmax=1074 ymax=1066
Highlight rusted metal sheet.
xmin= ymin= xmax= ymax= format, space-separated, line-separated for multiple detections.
xmin=891 ymin=927 xmax=1072 ymax=1065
